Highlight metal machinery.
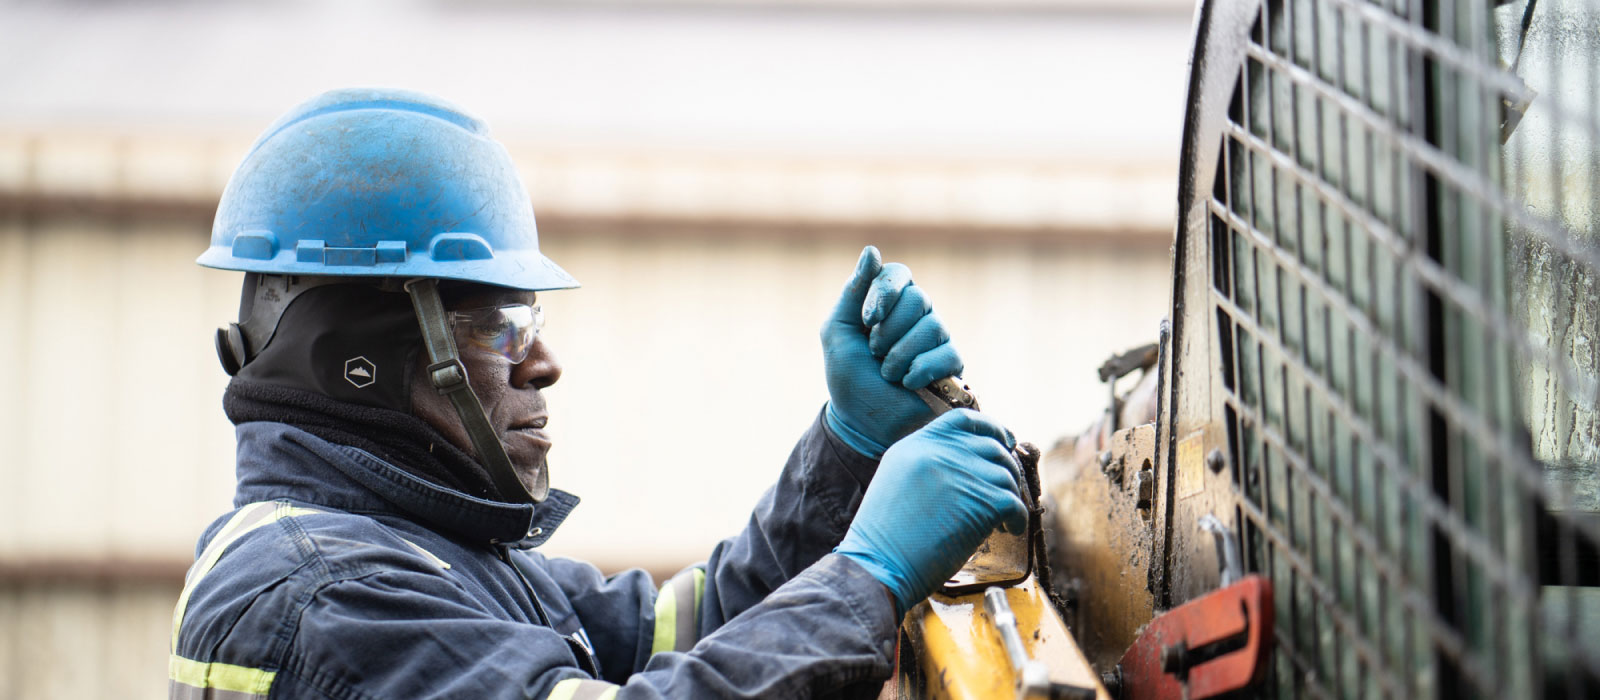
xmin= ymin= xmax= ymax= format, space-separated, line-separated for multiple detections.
xmin=890 ymin=0 xmax=1600 ymax=698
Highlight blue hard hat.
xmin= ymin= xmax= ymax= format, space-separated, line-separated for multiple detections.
xmin=198 ymin=88 xmax=577 ymax=291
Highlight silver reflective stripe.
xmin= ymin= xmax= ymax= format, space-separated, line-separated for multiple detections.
xmin=169 ymin=501 xmax=322 ymax=700
xmin=671 ymin=568 xmax=698 ymax=653
xmin=173 ymin=502 xmax=322 ymax=652
xmin=399 ymin=537 xmax=452 ymax=569
xmin=171 ymin=502 xmax=279 ymax=651
xmin=169 ymin=679 xmax=267 ymax=700
xmin=648 ymin=567 xmax=705 ymax=655
xmin=183 ymin=502 xmax=278 ymax=589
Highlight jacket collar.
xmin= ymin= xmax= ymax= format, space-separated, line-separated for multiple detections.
xmin=233 ymin=421 xmax=578 ymax=548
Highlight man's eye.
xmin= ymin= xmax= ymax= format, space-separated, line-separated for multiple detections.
xmin=472 ymin=319 xmax=513 ymax=340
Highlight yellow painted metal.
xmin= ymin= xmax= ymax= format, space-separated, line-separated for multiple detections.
xmin=895 ymin=575 xmax=1110 ymax=700
xmin=1042 ymin=421 xmax=1160 ymax=669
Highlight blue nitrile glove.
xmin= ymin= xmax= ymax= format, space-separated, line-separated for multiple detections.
xmin=822 ymin=246 xmax=964 ymax=458
xmin=834 ymin=409 xmax=1028 ymax=618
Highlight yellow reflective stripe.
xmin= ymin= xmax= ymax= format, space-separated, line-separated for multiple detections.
xmin=182 ymin=502 xmax=274 ymax=587
xmin=170 ymin=501 xmax=322 ymax=652
xmin=650 ymin=567 xmax=706 ymax=655
xmin=171 ymin=502 xmax=275 ymax=651
xmin=169 ymin=654 xmax=276 ymax=696
xmin=548 ymin=679 xmax=579 ymax=700
xmin=548 ymin=678 xmax=620 ymax=700
xmin=548 ymin=680 xmax=578 ymax=700
xmin=650 ymin=579 xmax=678 ymax=655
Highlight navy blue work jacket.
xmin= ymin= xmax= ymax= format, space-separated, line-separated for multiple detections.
xmin=169 ymin=412 xmax=897 ymax=699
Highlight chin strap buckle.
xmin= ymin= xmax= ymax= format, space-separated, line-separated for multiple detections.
xmin=426 ymin=358 xmax=470 ymax=394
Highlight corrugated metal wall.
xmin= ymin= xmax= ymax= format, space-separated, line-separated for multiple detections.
xmin=0 ymin=583 xmax=175 ymax=699
xmin=0 ymin=216 xmax=240 ymax=564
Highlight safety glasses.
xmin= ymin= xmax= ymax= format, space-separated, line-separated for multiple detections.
xmin=447 ymin=304 xmax=544 ymax=364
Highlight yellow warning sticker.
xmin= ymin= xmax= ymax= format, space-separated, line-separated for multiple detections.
xmin=1176 ymin=431 xmax=1205 ymax=499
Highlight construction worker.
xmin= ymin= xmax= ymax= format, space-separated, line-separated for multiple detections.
xmin=170 ymin=88 xmax=1026 ymax=699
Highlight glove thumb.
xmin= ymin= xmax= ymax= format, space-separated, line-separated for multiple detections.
xmin=826 ymin=246 xmax=883 ymax=331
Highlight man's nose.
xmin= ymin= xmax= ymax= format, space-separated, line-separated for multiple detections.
xmin=512 ymin=337 xmax=561 ymax=389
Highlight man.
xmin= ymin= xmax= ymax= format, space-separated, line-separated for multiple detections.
xmin=171 ymin=88 xmax=1025 ymax=699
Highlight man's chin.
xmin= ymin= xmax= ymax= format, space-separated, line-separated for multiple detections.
xmin=499 ymin=430 xmax=551 ymax=500
xmin=512 ymin=454 xmax=550 ymax=502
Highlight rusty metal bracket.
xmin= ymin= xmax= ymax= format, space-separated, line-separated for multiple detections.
xmin=1114 ymin=575 xmax=1273 ymax=700
xmin=939 ymin=442 xmax=1043 ymax=597
xmin=1097 ymin=343 xmax=1160 ymax=383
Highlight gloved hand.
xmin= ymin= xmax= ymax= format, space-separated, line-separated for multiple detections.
xmin=822 ymin=246 xmax=963 ymax=458
xmin=834 ymin=409 xmax=1028 ymax=618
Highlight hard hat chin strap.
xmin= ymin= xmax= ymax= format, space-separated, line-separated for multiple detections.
xmin=405 ymin=278 xmax=548 ymax=504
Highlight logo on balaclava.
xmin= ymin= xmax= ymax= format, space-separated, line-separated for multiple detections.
xmin=344 ymin=356 xmax=377 ymax=388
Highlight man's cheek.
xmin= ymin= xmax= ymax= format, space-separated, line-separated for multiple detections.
xmin=474 ymin=381 xmax=510 ymax=423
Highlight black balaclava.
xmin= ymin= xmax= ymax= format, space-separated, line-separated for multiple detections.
xmin=236 ymin=282 xmax=421 ymax=411
xmin=223 ymin=275 xmax=504 ymax=500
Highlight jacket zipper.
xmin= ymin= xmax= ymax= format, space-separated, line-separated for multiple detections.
xmin=497 ymin=544 xmax=554 ymax=627
xmin=498 ymin=544 xmax=603 ymax=677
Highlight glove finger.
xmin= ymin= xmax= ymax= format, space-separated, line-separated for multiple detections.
xmin=825 ymin=246 xmax=883 ymax=333
xmin=965 ymin=437 xmax=1023 ymax=491
xmin=867 ymin=284 xmax=931 ymax=357
xmin=928 ymin=408 xmax=1012 ymax=447
xmin=880 ymin=314 xmax=951 ymax=383
xmin=901 ymin=340 xmax=963 ymax=391
xmin=994 ymin=492 xmax=1029 ymax=535
xmin=861 ymin=262 xmax=914 ymax=327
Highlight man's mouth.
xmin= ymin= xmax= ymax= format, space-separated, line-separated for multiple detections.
xmin=508 ymin=416 xmax=551 ymax=449
xmin=511 ymin=416 xmax=548 ymax=430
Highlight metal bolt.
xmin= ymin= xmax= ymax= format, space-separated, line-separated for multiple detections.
xmin=1099 ymin=451 xmax=1113 ymax=468
xmin=1206 ymin=448 xmax=1227 ymax=473
xmin=1160 ymin=642 xmax=1188 ymax=673
xmin=1135 ymin=469 xmax=1155 ymax=507
xmin=1100 ymin=669 xmax=1122 ymax=695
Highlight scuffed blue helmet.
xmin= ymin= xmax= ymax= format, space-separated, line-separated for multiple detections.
xmin=203 ymin=89 xmax=573 ymax=506
xmin=198 ymin=88 xmax=576 ymax=291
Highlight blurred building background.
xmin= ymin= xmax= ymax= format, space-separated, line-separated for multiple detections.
xmin=0 ymin=0 xmax=1193 ymax=696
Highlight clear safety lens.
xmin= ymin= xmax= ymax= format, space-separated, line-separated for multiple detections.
xmin=448 ymin=304 xmax=543 ymax=364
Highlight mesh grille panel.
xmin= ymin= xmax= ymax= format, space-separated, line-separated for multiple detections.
xmin=1200 ymin=0 xmax=1600 ymax=697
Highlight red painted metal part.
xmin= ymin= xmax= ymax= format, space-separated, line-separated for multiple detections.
xmin=1118 ymin=575 xmax=1273 ymax=700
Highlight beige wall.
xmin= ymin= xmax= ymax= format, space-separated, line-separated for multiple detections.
xmin=0 ymin=583 xmax=174 ymax=700
xmin=0 ymin=218 xmax=240 ymax=565
xmin=0 ymin=209 xmax=1171 ymax=700
xmin=0 ymin=0 xmax=1201 ymax=693
xmin=0 ymin=124 xmax=1175 ymax=700
xmin=0 ymin=210 xmax=1172 ymax=566
xmin=538 ymin=231 xmax=1173 ymax=564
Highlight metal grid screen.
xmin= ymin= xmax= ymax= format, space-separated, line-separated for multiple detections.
xmin=1203 ymin=0 xmax=1599 ymax=697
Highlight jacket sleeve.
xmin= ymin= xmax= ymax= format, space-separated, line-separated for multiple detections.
xmin=282 ymin=554 xmax=896 ymax=699
xmin=699 ymin=407 xmax=879 ymax=624
xmin=548 ymin=408 xmax=884 ymax=683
